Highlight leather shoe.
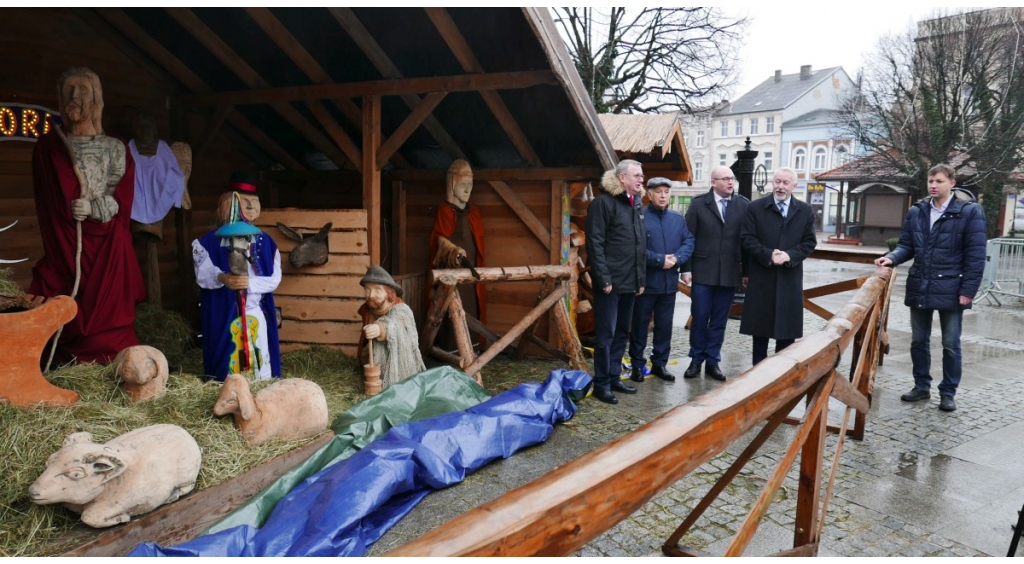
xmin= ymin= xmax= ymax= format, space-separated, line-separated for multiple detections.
xmin=939 ymin=394 xmax=957 ymax=412
xmin=901 ymin=387 xmax=930 ymax=402
xmin=684 ymin=362 xmax=701 ymax=379
xmin=651 ymin=365 xmax=675 ymax=382
xmin=611 ymin=380 xmax=637 ymax=394
xmin=629 ymin=365 xmax=645 ymax=383
xmin=706 ymin=364 xmax=726 ymax=381
xmin=593 ymin=388 xmax=619 ymax=404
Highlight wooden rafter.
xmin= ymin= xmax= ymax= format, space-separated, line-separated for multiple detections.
xmin=376 ymin=91 xmax=447 ymax=169
xmin=488 ymin=180 xmax=551 ymax=251
xmin=175 ymin=70 xmax=556 ymax=109
xmin=363 ymin=95 xmax=382 ymax=264
xmin=164 ymin=7 xmax=351 ymax=169
xmin=424 ymin=8 xmax=541 ymax=167
xmin=243 ymin=7 xmax=364 ymax=173
xmin=95 ymin=8 xmax=303 ymax=169
xmin=330 ymin=7 xmax=467 ymax=160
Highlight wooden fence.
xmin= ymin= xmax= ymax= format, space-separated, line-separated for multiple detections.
xmin=385 ymin=266 xmax=896 ymax=557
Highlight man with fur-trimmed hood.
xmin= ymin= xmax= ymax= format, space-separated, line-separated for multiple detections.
xmin=584 ymin=159 xmax=647 ymax=404
xmin=358 ymin=264 xmax=426 ymax=390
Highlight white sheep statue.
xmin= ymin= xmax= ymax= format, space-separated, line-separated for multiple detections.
xmin=28 ymin=424 xmax=201 ymax=528
xmin=113 ymin=345 xmax=169 ymax=402
xmin=212 ymin=374 xmax=329 ymax=446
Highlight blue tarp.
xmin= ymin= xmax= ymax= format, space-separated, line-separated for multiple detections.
xmin=129 ymin=368 xmax=592 ymax=557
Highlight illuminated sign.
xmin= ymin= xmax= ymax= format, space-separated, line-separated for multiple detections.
xmin=0 ymin=104 xmax=61 ymax=141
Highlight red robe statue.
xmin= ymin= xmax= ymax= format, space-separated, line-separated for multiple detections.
xmin=30 ymin=131 xmax=145 ymax=364
xmin=429 ymin=203 xmax=486 ymax=324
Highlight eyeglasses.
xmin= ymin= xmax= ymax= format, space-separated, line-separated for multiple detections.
xmin=712 ymin=176 xmax=736 ymax=182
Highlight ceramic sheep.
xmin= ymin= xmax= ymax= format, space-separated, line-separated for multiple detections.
xmin=212 ymin=374 xmax=329 ymax=446
xmin=113 ymin=345 xmax=169 ymax=402
xmin=28 ymin=424 xmax=201 ymax=528
xmin=277 ymin=222 xmax=332 ymax=269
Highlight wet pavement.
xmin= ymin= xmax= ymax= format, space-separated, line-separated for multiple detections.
xmin=372 ymin=245 xmax=1024 ymax=557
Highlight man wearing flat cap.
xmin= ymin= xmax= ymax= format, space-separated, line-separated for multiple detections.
xmin=359 ymin=264 xmax=426 ymax=390
xmin=628 ymin=177 xmax=693 ymax=384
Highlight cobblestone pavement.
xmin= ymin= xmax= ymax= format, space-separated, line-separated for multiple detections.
xmin=373 ymin=257 xmax=1024 ymax=557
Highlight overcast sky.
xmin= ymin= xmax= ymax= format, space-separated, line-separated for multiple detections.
xmin=725 ymin=5 xmax=981 ymax=98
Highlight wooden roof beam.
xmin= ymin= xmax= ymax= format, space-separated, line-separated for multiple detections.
xmin=244 ymin=7 xmax=365 ymax=173
xmin=424 ymin=8 xmax=541 ymax=167
xmin=174 ymin=71 xmax=557 ymax=108
xmin=330 ymin=7 xmax=467 ymax=161
xmin=165 ymin=7 xmax=352 ymax=170
xmin=376 ymin=91 xmax=447 ymax=169
xmin=94 ymin=8 xmax=303 ymax=170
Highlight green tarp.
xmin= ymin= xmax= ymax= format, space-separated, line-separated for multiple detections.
xmin=205 ymin=366 xmax=490 ymax=534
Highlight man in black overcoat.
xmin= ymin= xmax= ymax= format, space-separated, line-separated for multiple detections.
xmin=739 ymin=167 xmax=817 ymax=365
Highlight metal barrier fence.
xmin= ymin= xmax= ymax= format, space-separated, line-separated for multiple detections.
xmin=978 ymin=238 xmax=1024 ymax=305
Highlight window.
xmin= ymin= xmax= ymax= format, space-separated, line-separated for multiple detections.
xmin=696 ymin=129 xmax=705 ymax=147
xmin=763 ymin=151 xmax=773 ymax=170
xmin=765 ymin=116 xmax=775 ymax=134
xmin=812 ymin=147 xmax=828 ymax=171
xmin=734 ymin=119 xmax=742 ymax=136
xmin=719 ymin=153 xmax=727 ymax=166
xmin=749 ymin=118 xmax=759 ymax=135
xmin=792 ymin=147 xmax=807 ymax=171
xmin=834 ymin=144 xmax=851 ymax=166
xmin=720 ymin=120 xmax=728 ymax=136
xmin=683 ymin=130 xmax=691 ymax=148
xmin=694 ymin=161 xmax=703 ymax=182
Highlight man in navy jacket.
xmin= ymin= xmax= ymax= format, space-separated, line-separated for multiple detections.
xmin=875 ymin=164 xmax=986 ymax=413
xmin=628 ymin=177 xmax=693 ymax=383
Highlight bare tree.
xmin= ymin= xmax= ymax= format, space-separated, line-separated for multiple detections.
xmin=836 ymin=8 xmax=1024 ymax=235
xmin=553 ymin=8 xmax=747 ymax=115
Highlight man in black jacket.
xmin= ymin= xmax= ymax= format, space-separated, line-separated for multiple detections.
xmin=740 ymin=167 xmax=817 ymax=365
xmin=681 ymin=166 xmax=749 ymax=381
xmin=585 ymin=159 xmax=647 ymax=404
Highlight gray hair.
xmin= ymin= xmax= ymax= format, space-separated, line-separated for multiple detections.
xmin=615 ymin=159 xmax=642 ymax=176
xmin=774 ymin=166 xmax=797 ymax=181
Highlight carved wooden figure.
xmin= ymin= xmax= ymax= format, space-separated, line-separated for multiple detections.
xmin=0 ymin=295 xmax=80 ymax=406
xmin=28 ymin=424 xmax=201 ymax=528
xmin=212 ymin=374 xmax=328 ymax=446
xmin=113 ymin=345 xmax=169 ymax=403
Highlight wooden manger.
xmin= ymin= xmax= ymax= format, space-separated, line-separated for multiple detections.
xmin=421 ymin=251 xmax=588 ymax=383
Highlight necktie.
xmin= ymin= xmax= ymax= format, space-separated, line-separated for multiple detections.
xmin=629 ymin=194 xmax=634 ymax=206
xmin=720 ymin=198 xmax=728 ymax=220
xmin=777 ymin=200 xmax=786 ymax=217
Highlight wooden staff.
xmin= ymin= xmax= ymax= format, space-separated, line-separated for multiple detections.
xmin=44 ymin=126 xmax=89 ymax=373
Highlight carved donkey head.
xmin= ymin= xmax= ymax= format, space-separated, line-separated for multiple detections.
xmin=277 ymin=222 xmax=332 ymax=269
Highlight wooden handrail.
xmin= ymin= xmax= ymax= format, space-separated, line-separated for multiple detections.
xmin=385 ymin=267 xmax=895 ymax=557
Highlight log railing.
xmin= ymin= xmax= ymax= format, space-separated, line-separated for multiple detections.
xmin=385 ymin=266 xmax=896 ymax=557
xmin=420 ymin=249 xmax=588 ymax=381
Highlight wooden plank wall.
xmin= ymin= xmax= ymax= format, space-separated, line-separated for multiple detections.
xmin=0 ymin=8 xmax=265 ymax=319
xmin=254 ymin=209 xmax=369 ymax=356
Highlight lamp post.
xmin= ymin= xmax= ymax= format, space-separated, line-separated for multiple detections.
xmin=731 ymin=137 xmax=758 ymax=200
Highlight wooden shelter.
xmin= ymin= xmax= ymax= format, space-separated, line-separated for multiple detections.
xmin=597 ymin=112 xmax=694 ymax=183
xmin=0 ymin=8 xmax=617 ymax=353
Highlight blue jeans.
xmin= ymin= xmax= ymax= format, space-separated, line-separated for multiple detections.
xmin=629 ymin=292 xmax=677 ymax=369
xmin=592 ymin=290 xmax=636 ymax=392
xmin=688 ymin=283 xmax=735 ymax=366
xmin=909 ymin=307 xmax=963 ymax=397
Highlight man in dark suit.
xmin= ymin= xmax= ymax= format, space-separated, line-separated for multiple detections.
xmin=739 ymin=167 xmax=818 ymax=365
xmin=681 ymin=166 xmax=749 ymax=381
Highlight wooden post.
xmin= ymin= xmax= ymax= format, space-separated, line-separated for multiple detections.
xmin=464 ymin=285 xmax=567 ymax=377
xmin=170 ymin=105 xmax=195 ymax=322
xmin=362 ymin=94 xmax=381 ymax=265
xmin=393 ymin=180 xmax=406 ymax=274
xmin=146 ymin=239 xmax=161 ymax=307
xmin=420 ymin=284 xmax=454 ymax=357
xmin=446 ymin=290 xmax=478 ymax=375
xmin=794 ymin=380 xmax=827 ymax=549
